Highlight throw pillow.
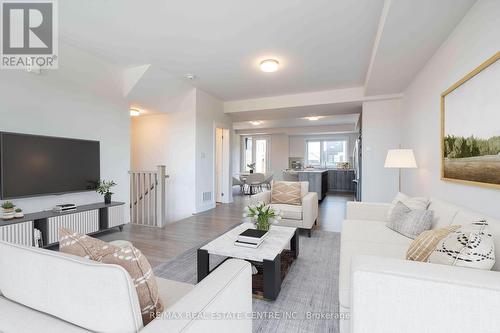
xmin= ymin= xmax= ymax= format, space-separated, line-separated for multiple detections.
xmin=387 ymin=192 xmax=430 ymax=218
xmin=428 ymin=221 xmax=495 ymax=270
xmin=406 ymin=225 xmax=461 ymax=261
xmin=59 ymin=228 xmax=164 ymax=325
xmin=271 ymin=181 xmax=302 ymax=205
xmin=387 ymin=201 xmax=433 ymax=239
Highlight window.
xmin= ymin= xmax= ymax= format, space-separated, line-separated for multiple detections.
xmin=241 ymin=136 xmax=270 ymax=173
xmin=306 ymin=141 xmax=321 ymax=166
xmin=243 ymin=137 xmax=253 ymax=171
xmin=306 ymin=139 xmax=347 ymax=167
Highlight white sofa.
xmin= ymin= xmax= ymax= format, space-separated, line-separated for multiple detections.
xmin=251 ymin=181 xmax=319 ymax=237
xmin=0 ymin=241 xmax=252 ymax=333
xmin=340 ymin=198 xmax=500 ymax=333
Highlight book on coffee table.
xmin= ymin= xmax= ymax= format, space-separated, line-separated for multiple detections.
xmin=238 ymin=229 xmax=268 ymax=243
xmin=235 ymin=229 xmax=268 ymax=248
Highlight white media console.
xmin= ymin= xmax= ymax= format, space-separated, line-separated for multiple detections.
xmin=0 ymin=202 xmax=126 ymax=248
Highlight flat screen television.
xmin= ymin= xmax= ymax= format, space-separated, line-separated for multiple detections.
xmin=0 ymin=132 xmax=100 ymax=199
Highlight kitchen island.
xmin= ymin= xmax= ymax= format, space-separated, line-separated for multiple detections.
xmin=289 ymin=169 xmax=356 ymax=200
xmin=297 ymin=170 xmax=328 ymax=200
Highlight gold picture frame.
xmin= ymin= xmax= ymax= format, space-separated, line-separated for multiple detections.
xmin=440 ymin=51 xmax=500 ymax=189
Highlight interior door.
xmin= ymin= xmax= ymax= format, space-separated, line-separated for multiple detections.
xmin=255 ymin=138 xmax=268 ymax=173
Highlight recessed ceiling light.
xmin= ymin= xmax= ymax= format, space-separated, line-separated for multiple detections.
xmin=260 ymin=59 xmax=279 ymax=73
xmin=250 ymin=121 xmax=263 ymax=126
xmin=185 ymin=74 xmax=196 ymax=80
xmin=130 ymin=108 xmax=141 ymax=117
xmin=306 ymin=116 xmax=320 ymax=121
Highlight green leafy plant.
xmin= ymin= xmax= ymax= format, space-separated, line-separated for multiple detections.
xmin=95 ymin=180 xmax=117 ymax=196
xmin=247 ymin=163 xmax=256 ymax=171
xmin=243 ymin=202 xmax=282 ymax=231
xmin=1 ymin=201 xmax=15 ymax=210
xmin=15 ymin=208 xmax=22 ymax=213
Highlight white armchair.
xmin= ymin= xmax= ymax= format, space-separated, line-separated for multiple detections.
xmin=251 ymin=181 xmax=318 ymax=237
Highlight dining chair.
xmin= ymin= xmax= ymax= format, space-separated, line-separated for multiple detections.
xmin=245 ymin=173 xmax=265 ymax=195
xmin=232 ymin=176 xmax=244 ymax=194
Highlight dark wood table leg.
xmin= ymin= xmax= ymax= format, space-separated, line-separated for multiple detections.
xmin=197 ymin=249 xmax=209 ymax=282
xmin=291 ymin=229 xmax=299 ymax=259
xmin=263 ymin=253 xmax=281 ymax=300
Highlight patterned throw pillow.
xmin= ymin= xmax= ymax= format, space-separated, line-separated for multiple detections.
xmin=387 ymin=192 xmax=430 ymax=219
xmin=271 ymin=181 xmax=302 ymax=205
xmin=428 ymin=221 xmax=495 ymax=270
xmin=59 ymin=228 xmax=164 ymax=325
xmin=406 ymin=225 xmax=461 ymax=261
xmin=387 ymin=201 xmax=433 ymax=239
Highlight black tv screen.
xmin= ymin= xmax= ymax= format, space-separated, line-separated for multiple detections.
xmin=0 ymin=132 xmax=100 ymax=199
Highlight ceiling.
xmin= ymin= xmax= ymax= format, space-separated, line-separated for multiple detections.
xmin=60 ymin=0 xmax=384 ymax=100
xmin=233 ymin=113 xmax=360 ymax=130
xmin=58 ymin=0 xmax=476 ymax=110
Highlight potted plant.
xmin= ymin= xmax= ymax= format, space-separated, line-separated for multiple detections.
xmin=14 ymin=208 xmax=24 ymax=218
xmin=95 ymin=180 xmax=117 ymax=204
xmin=243 ymin=202 xmax=282 ymax=231
xmin=247 ymin=163 xmax=256 ymax=174
xmin=1 ymin=201 xmax=15 ymax=220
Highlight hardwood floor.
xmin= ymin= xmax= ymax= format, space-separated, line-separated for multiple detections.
xmin=318 ymin=192 xmax=355 ymax=233
xmin=97 ymin=190 xmax=353 ymax=267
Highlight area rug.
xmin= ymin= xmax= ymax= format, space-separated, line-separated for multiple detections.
xmin=154 ymin=230 xmax=341 ymax=333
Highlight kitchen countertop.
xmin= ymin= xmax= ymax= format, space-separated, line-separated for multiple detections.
xmin=285 ymin=169 xmax=355 ymax=173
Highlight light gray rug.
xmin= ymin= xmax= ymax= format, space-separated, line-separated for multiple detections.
xmin=154 ymin=230 xmax=341 ymax=333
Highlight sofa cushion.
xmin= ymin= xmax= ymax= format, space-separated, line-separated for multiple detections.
xmin=387 ymin=202 xmax=433 ymax=239
xmin=342 ymin=219 xmax=412 ymax=246
xmin=271 ymin=181 xmax=302 ymax=205
xmin=429 ymin=222 xmax=495 ymax=270
xmin=388 ymin=192 xmax=429 ymax=218
xmin=156 ymin=277 xmax=194 ymax=310
xmin=268 ymin=203 xmax=303 ymax=220
xmin=0 ymin=296 xmax=90 ymax=333
xmin=59 ymin=229 xmax=164 ymax=325
xmin=339 ymin=239 xmax=410 ymax=308
xmin=0 ymin=241 xmax=143 ymax=333
xmin=406 ymin=225 xmax=461 ymax=262
xmin=427 ymin=198 xmax=461 ymax=228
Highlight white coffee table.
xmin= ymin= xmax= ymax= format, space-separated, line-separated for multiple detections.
xmin=197 ymin=223 xmax=299 ymax=300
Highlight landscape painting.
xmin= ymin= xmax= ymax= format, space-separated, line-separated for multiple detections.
xmin=441 ymin=52 xmax=500 ymax=188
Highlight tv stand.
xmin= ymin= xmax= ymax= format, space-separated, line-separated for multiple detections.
xmin=0 ymin=202 xmax=126 ymax=248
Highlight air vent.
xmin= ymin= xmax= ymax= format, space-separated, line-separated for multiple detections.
xmin=202 ymin=191 xmax=212 ymax=202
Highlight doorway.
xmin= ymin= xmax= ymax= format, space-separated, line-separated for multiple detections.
xmin=215 ymin=127 xmax=230 ymax=203
xmin=241 ymin=135 xmax=270 ymax=173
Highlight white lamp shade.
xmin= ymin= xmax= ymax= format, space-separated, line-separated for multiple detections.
xmin=384 ymin=149 xmax=417 ymax=168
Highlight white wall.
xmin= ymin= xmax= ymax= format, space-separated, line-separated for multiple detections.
xmin=362 ymin=99 xmax=402 ymax=202
xmin=131 ymin=90 xmax=197 ymax=222
xmin=195 ymin=89 xmax=233 ymax=212
xmin=401 ymin=0 xmax=500 ymax=218
xmin=0 ymin=43 xmax=130 ymax=219
xmin=270 ymin=134 xmax=289 ymax=181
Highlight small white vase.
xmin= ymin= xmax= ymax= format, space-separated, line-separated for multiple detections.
xmin=14 ymin=212 xmax=24 ymax=218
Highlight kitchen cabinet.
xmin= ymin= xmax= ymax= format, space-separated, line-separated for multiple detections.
xmin=328 ymin=170 xmax=356 ymax=193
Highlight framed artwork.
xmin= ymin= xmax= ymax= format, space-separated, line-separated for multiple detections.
xmin=441 ymin=52 xmax=500 ymax=189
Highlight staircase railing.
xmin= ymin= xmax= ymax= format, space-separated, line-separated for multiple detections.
xmin=129 ymin=165 xmax=167 ymax=227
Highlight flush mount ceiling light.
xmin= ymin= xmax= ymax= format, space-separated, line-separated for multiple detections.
xmin=130 ymin=108 xmax=141 ymax=117
xmin=250 ymin=121 xmax=263 ymax=126
xmin=306 ymin=116 xmax=320 ymax=121
xmin=184 ymin=74 xmax=196 ymax=80
xmin=260 ymin=59 xmax=279 ymax=73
